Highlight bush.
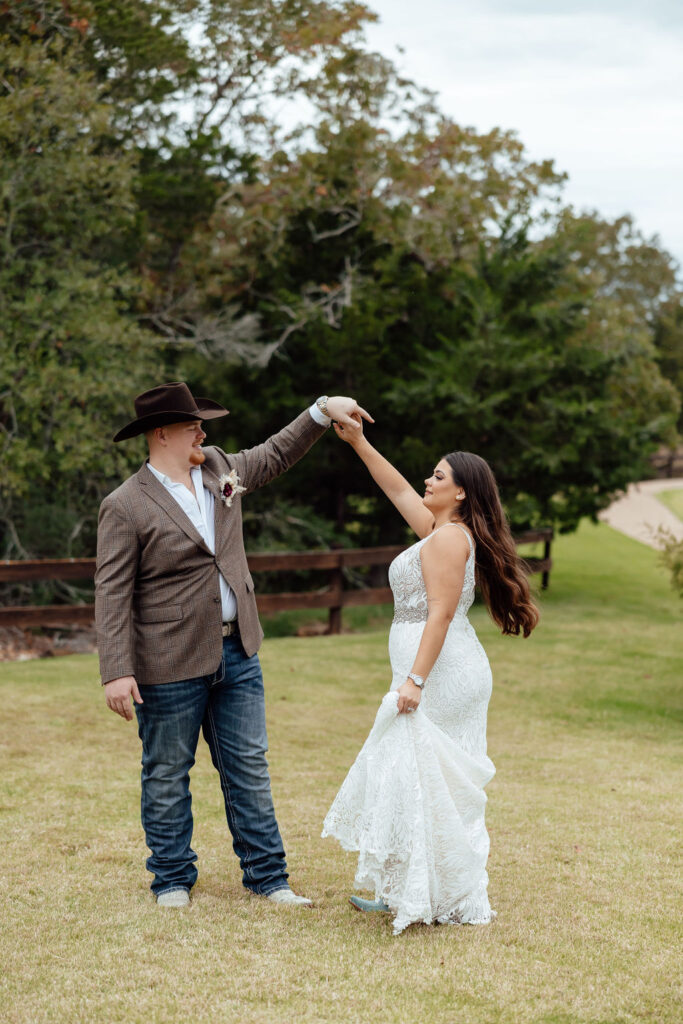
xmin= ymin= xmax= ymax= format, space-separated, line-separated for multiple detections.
xmin=657 ymin=529 xmax=683 ymax=597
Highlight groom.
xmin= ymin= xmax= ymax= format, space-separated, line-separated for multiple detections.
xmin=95 ymin=382 xmax=369 ymax=907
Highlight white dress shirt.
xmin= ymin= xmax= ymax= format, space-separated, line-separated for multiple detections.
xmin=147 ymin=460 xmax=238 ymax=622
xmin=147 ymin=404 xmax=330 ymax=622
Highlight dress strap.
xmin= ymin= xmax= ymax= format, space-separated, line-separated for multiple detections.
xmin=451 ymin=522 xmax=475 ymax=556
xmin=423 ymin=522 xmax=475 ymax=557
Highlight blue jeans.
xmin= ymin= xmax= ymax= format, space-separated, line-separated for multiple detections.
xmin=135 ymin=635 xmax=289 ymax=897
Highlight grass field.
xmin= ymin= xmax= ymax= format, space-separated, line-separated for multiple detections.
xmin=1 ymin=522 xmax=681 ymax=1024
xmin=656 ymin=487 xmax=683 ymax=522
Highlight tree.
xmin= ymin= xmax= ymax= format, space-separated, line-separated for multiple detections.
xmin=0 ymin=16 xmax=162 ymax=558
xmin=653 ymin=295 xmax=683 ymax=435
xmin=552 ymin=209 xmax=682 ymax=462
xmin=388 ymin=228 xmax=679 ymax=532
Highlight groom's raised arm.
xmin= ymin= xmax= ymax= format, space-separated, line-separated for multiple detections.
xmin=228 ymin=407 xmax=326 ymax=496
xmin=95 ymin=496 xmax=140 ymax=685
xmin=222 ymin=397 xmax=372 ymax=495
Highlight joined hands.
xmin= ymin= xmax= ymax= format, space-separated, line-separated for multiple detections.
xmin=333 ymin=410 xmax=367 ymax=447
xmin=327 ymin=397 xmax=373 ymax=433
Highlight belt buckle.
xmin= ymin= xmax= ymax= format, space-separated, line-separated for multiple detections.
xmin=222 ymin=621 xmax=237 ymax=637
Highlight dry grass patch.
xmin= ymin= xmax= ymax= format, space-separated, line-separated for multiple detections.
xmin=1 ymin=522 xmax=681 ymax=1023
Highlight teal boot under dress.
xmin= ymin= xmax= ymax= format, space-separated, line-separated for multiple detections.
xmin=348 ymin=895 xmax=390 ymax=913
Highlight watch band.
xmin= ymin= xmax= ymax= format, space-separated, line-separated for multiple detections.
xmin=407 ymin=672 xmax=425 ymax=689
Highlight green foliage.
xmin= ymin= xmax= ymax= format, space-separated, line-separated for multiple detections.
xmin=657 ymin=530 xmax=683 ymax=597
xmin=554 ymin=210 xmax=682 ymax=439
xmin=653 ymin=295 xmax=683 ymax=432
xmin=177 ymin=106 xmax=570 ymax=541
xmin=189 ymin=182 xmax=679 ymax=537
xmin=0 ymin=0 xmax=680 ymax=559
xmin=0 ymin=20 xmax=161 ymax=556
xmin=387 ymin=229 xmax=678 ymax=531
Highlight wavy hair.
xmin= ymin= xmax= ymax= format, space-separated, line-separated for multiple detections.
xmin=444 ymin=452 xmax=539 ymax=638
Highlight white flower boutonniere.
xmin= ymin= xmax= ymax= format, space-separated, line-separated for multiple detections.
xmin=218 ymin=469 xmax=247 ymax=508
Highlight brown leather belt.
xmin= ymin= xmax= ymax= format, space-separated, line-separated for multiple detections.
xmin=221 ymin=621 xmax=239 ymax=637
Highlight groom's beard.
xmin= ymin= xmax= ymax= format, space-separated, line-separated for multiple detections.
xmin=189 ymin=448 xmax=206 ymax=465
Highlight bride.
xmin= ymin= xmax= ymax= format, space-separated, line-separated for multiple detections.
xmin=322 ymin=417 xmax=539 ymax=934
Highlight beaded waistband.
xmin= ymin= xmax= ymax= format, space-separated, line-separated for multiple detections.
xmin=392 ymin=607 xmax=428 ymax=625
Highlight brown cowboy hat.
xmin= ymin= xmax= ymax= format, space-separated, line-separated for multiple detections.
xmin=113 ymin=381 xmax=229 ymax=442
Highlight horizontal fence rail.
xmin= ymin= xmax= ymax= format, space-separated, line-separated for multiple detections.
xmin=0 ymin=529 xmax=552 ymax=633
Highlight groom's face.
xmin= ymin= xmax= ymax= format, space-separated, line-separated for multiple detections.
xmin=161 ymin=420 xmax=206 ymax=465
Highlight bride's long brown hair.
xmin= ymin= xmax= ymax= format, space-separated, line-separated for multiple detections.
xmin=444 ymin=452 xmax=539 ymax=638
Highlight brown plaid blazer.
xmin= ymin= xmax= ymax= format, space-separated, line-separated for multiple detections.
xmin=95 ymin=410 xmax=327 ymax=686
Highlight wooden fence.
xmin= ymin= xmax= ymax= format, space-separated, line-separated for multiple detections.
xmin=0 ymin=528 xmax=552 ymax=634
xmin=650 ymin=445 xmax=683 ymax=479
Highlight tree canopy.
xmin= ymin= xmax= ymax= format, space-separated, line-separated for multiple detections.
xmin=0 ymin=0 xmax=680 ymax=562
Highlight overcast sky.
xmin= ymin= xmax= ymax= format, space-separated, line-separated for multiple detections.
xmin=363 ymin=0 xmax=683 ymax=272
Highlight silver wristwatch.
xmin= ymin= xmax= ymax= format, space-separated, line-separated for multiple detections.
xmin=407 ymin=672 xmax=425 ymax=689
xmin=315 ymin=395 xmax=330 ymax=419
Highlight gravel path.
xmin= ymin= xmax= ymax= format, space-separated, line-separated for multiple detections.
xmin=598 ymin=478 xmax=683 ymax=549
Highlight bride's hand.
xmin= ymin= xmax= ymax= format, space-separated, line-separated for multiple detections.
xmin=333 ymin=411 xmax=365 ymax=446
xmin=396 ymin=679 xmax=422 ymax=714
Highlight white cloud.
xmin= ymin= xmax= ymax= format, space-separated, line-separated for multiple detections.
xmin=364 ymin=0 xmax=683 ymax=269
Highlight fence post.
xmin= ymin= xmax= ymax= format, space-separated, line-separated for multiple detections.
xmin=543 ymin=537 xmax=551 ymax=590
xmin=327 ymin=552 xmax=344 ymax=634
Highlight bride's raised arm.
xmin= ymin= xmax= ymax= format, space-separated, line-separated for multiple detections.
xmin=334 ymin=415 xmax=434 ymax=538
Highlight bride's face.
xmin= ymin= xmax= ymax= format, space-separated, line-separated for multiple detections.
xmin=423 ymin=459 xmax=465 ymax=514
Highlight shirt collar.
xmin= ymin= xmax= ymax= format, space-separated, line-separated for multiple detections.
xmin=147 ymin=461 xmax=203 ymax=489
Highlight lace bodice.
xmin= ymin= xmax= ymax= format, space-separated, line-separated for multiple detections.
xmin=388 ymin=523 xmax=475 ymax=625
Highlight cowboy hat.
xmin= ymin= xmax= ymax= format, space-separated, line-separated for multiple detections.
xmin=113 ymin=382 xmax=229 ymax=442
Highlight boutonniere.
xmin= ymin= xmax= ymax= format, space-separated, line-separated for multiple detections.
xmin=218 ymin=469 xmax=247 ymax=507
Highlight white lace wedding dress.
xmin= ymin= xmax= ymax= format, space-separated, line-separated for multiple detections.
xmin=322 ymin=523 xmax=496 ymax=935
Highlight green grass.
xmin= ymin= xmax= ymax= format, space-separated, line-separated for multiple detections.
xmin=656 ymin=487 xmax=683 ymax=522
xmin=1 ymin=522 xmax=681 ymax=1024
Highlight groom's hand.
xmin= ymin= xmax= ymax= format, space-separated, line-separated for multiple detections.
xmin=326 ymin=396 xmax=374 ymax=430
xmin=104 ymin=675 xmax=143 ymax=721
